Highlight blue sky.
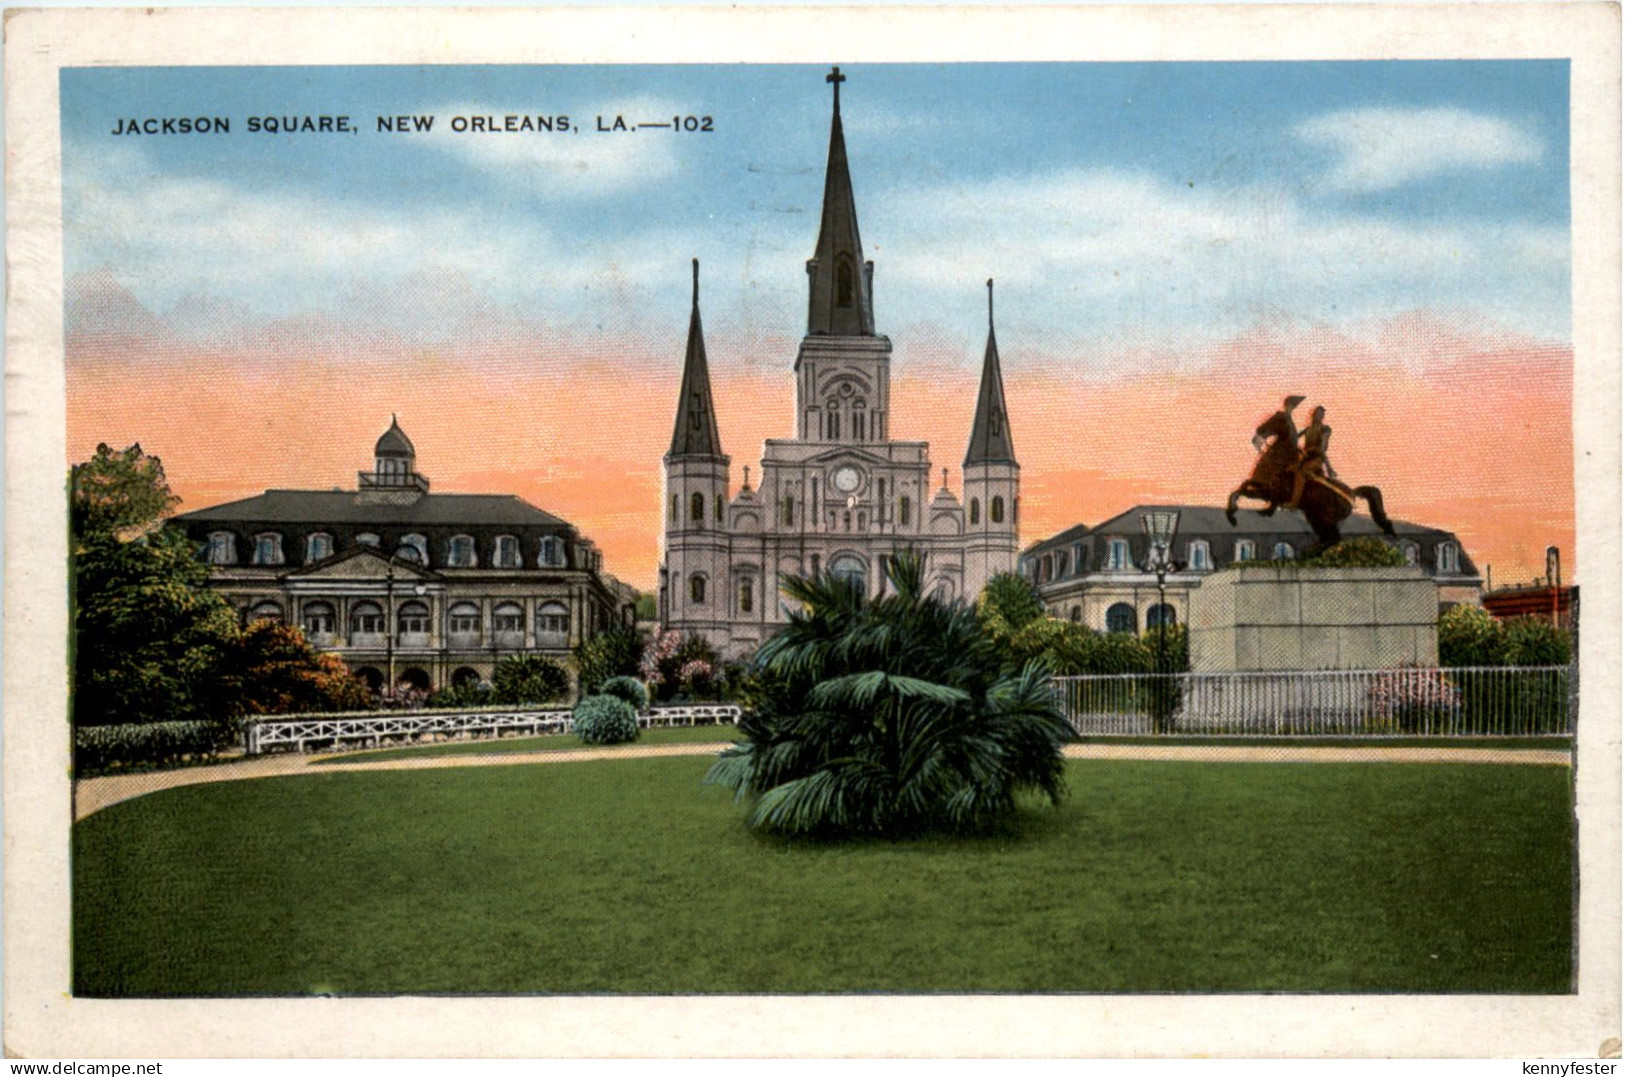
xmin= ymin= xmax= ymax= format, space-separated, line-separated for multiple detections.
xmin=63 ymin=61 xmax=1572 ymax=358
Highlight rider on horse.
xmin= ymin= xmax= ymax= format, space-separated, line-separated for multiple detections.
xmin=1286 ymin=405 xmax=1349 ymax=509
xmin=1247 ymin=395 xmax=1306 ymax=503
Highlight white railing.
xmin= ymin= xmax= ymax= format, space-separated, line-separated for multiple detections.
xmin=1053 ymin=666 xmax=1576 ymax=738
xmin=245 ymin=703 xmax=743 ymax=755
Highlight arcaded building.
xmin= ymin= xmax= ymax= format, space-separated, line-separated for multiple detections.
xmin=174 ymin=419 xmax=633 ymax=693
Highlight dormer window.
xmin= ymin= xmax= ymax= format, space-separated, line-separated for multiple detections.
xmin=494 ymin=535 xmax=521 ymax=568
xmin=305 ymin=532 xmax=333 ymax=563
xmin=1401 ymin=541 xmax=1420 ymax=566
xmin=448 ymin=535 xmax=477 ymax=567
xmin=1108 ymin=538 xmax=1131 ymax=571
xmin=1188 ymin=540 xmax=1212 ymax=571
xmin=395 ymin=534 xmax=428 ymax=565
xmin=1436 ymin=542 xmax=1460 ymax=574
xmin=1235 ymin=540 xmax=1255 ymax=562
xmin=1273 ymin=542 xmax=1296 ymax=561
xmin=539 ymin=536 xmax=563 ymax=567
xmin=252 ymin=533 xmax=285 ymax=566
xmin=206 ymin=531 xmax=238 ymax=565
xmin=356 ymin=533 xmax=381 ymax=548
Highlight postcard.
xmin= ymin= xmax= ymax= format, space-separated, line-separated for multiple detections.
xmin=5 ymin=4 xmax=1619 ymax=1059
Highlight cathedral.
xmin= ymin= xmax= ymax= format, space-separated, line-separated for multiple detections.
xmin=659 ymin=68 xmax=1020 ymax=658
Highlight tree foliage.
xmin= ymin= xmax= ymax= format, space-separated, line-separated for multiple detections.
xmin=71 ymin=445 xmax=241 ymax=728
xmin=976 ymin=571 xmax=1046 ymax=644
xmin=219 ymin=620 xmax=372 ymax=717
xmin=1004 ymin=617 xmax=1188 ymax=676
xmin=1438 ymin=606 xmax=1571 ymax=668
xmin=575 ymin=627 xmax=644 ymax=695
xmin=491 ymin=653 xmax=572 ymax=705
xmin=705 ymin=551 xmax=1074 ymax=839
xmin=1298 ymin=537 xmax=1409 ymax=568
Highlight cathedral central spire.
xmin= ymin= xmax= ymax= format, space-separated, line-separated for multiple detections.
xmin=806 ymin=65 xmax=875 ymax=337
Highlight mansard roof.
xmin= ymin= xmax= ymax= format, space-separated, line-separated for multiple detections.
xmin=806 ymin=66 xmax=875 ymax=337
xmin=667 ymin=258 xmax=726 ymax=458
xmin=174 ymin=489 xmax=570 ymax=529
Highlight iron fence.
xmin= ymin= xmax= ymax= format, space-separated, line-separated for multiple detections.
xmin=245 ymin=703 xmax=743 ymax=755
xmin=1053 ymin=666 xmax=1576 ymax=738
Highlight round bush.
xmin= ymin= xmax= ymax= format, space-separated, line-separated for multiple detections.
xmin=572 ymin=695 xmax=640 ymax=746
xmin=597 ymin=676 xmax=648 ymax=710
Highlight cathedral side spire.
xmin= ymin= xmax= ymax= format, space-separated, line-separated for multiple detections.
xmin=805 ymin=66 xmax=875 ymax=337
xmin=965 ymin=278 xmax=1017 ymax=466
xmin=668 ymin=258 xmax=724 ymax=457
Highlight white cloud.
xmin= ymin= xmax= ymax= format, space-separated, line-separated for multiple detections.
xmin=868 ymin=166 xmax=1569 ymax=341
xmin=1293 ymin=107 xmax=1543 ymax=192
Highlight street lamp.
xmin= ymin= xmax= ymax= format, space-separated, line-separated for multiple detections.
xmin=385 ymin=562 xmax=396 ymax=694
xmin=1140 ymin=510 xmax=1184 ymax=732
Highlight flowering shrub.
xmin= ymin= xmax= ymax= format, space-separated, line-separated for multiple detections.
xmin=373 ymin=685 xmax=429 ymax=711
xmin=573 ymin=694 xmax=640 ymax=745
xmin=1368 ymin=666 xmax=1462 ymax=733
xmin=641 ymin=630 xmax=722 ymax=702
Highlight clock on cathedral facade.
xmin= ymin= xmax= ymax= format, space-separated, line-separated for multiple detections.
xmin=659 ymin=68 xmax=1020 ymax=658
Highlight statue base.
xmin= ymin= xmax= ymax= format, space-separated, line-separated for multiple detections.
xmin=1188 ymin=565 xmax=1439 ymax=672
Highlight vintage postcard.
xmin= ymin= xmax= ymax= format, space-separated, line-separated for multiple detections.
xmin=5 ymin=4 xmax=1620 ymax=1059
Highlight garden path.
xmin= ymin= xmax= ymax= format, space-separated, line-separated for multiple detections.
xmin=73 ymin=740 xmax=1572 ymax=822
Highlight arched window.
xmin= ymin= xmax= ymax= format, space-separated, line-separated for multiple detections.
xmin=536 ymin=602 xmax=569 ymax=644
xmin=1106 ymin=603 xmax=1138 ymax=634
xmin=452 ymin=667 xmax=482 ymax=689
xmin=1188 ymin=540 xmax=1212 ymax=572
xmin=739 ymin=579 xmax=754 ymax=614
xmin=690 ymin=492 xmax=704 ymax=523
xmin=448 ymin=602 xmax=482 ymax=640
xmin=396 ymin=533 xmax=428 ymax=565
xmin=1235 ymin=540 xmax=1255 ymax=563
xmin=356 ymin=533 xmax=381 ymax=548
xmin=969 ymin=498 xmax=981 ymax=525
xmin=207 ymin=531 xmax=238 ymax=565
xmin=991 ymin=496 xmax=1005 ymax=524
xmin=809 ymin=554 xmax=821 ymax=577
xmin=302 ymin=601 xmax=335 ymax=639
xmin=852 ymin=412 xmax=865 ymax=440
xmin=252 ymin=533 xmax=285 ymax=566
xmin=448 ymin=535 xmax=477 ymax=567
xmin=539 ymin=536 xmax=563 ymax=567
xmin=1436 ymin=542 xmax=1460 ymax=574
xmin=689 ymin=574 xmax=707 ymax=604
xmin=1401 ymin=541 xmax=1420 ymax=566
xmin=782 ymin=495 xmax=795 ymax=526
xmin=843 ymin=510 xmax=853 ymax=532
xmin=836 ymin=259 xmax=854 ymax=307
xmin=493 ymin=602 xmax=524 ymax=641
xmin=1273 ymin=542 xmax=1296 ymax=561
xmin=830 ymin=554 xmax=867 ymax=593
xmin=494 ymin=535 xmax=521 ymax=568
xmin=397 ymin=601 xmax=429 ymax=641
xmin=715 ymin=495 xmax=724 ymax=522
xmin=350 ymin=601 xmax=384 ymax=637
xmin=248 ymin=600 xmax=284 ymax=624
xmin=669 ymin=494 xmax=678 ymax=523
xmin=1147 ymin=603 xmax=1177 ymax=629
xmin=305 ymin=533 xmax=333 ymax=563
xmin=1069 ymin=606 xmax=1082 ymax=623
xmin=1108 ymin=538 xmax=1131 ymax=571
xmin=899 ymin=496 xmax=912 ymax=526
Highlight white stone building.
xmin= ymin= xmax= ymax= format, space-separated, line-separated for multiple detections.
xmin=658 ymin=68 xmax=1020 ymax=658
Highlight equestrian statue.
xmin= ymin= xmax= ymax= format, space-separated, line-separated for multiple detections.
xmin=1225 ymin=395 xmax=1394 ymax=547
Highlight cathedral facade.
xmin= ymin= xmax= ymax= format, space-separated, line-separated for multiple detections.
xmin=659 ymin=69 xmax=1020 ymax=658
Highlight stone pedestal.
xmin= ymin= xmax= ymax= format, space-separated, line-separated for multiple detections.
xmin=1188 ymin=566 xmax=1439 ymax=672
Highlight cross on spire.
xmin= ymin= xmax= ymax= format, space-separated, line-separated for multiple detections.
xmin=692 ymin=257 xmax=700 ymax=307
xmin=827 ymin=65 xmax=845 ymax=111
xmin=987 ymin=278 xmax=994 ymax=328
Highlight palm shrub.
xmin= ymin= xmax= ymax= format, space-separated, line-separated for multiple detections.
xmin=573 ymin=695 xmax=640 ymax=745
xmin=491 ymin=654 xmax=571 ymax=705
xmin=705 ymin=551 xmax=1074 ymax=839
xmin=598 ymin=675 xmax=648 ymax=710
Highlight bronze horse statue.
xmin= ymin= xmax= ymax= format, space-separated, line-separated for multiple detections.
xmin=1225 ymin=399 xmax=1394 ymax=547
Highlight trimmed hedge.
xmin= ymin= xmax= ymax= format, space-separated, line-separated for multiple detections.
xmin=75 ymin=721 xmax=228 ymax=775
xmin=598 ymin=676 xmax=649 ymax=710
xmin=572 ymin=695 xmax=640 ymax=746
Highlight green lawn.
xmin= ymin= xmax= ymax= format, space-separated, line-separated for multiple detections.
xmin=72 ymin=756 xmax=1575 ymax=996
xmin=310 ymin=724 xmax=739 ymax=765
xmin=1074 ymin=735 xmax=1572 ymax=752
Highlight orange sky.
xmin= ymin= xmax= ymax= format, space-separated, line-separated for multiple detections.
xmin=67 ymin=314 xmax=1573 ymax=593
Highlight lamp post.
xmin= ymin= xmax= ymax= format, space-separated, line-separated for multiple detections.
xmin=1140 ymin=510 xmax=1183 ymax=733
xmin=385 ymin=562 xmax=396 ymax=694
